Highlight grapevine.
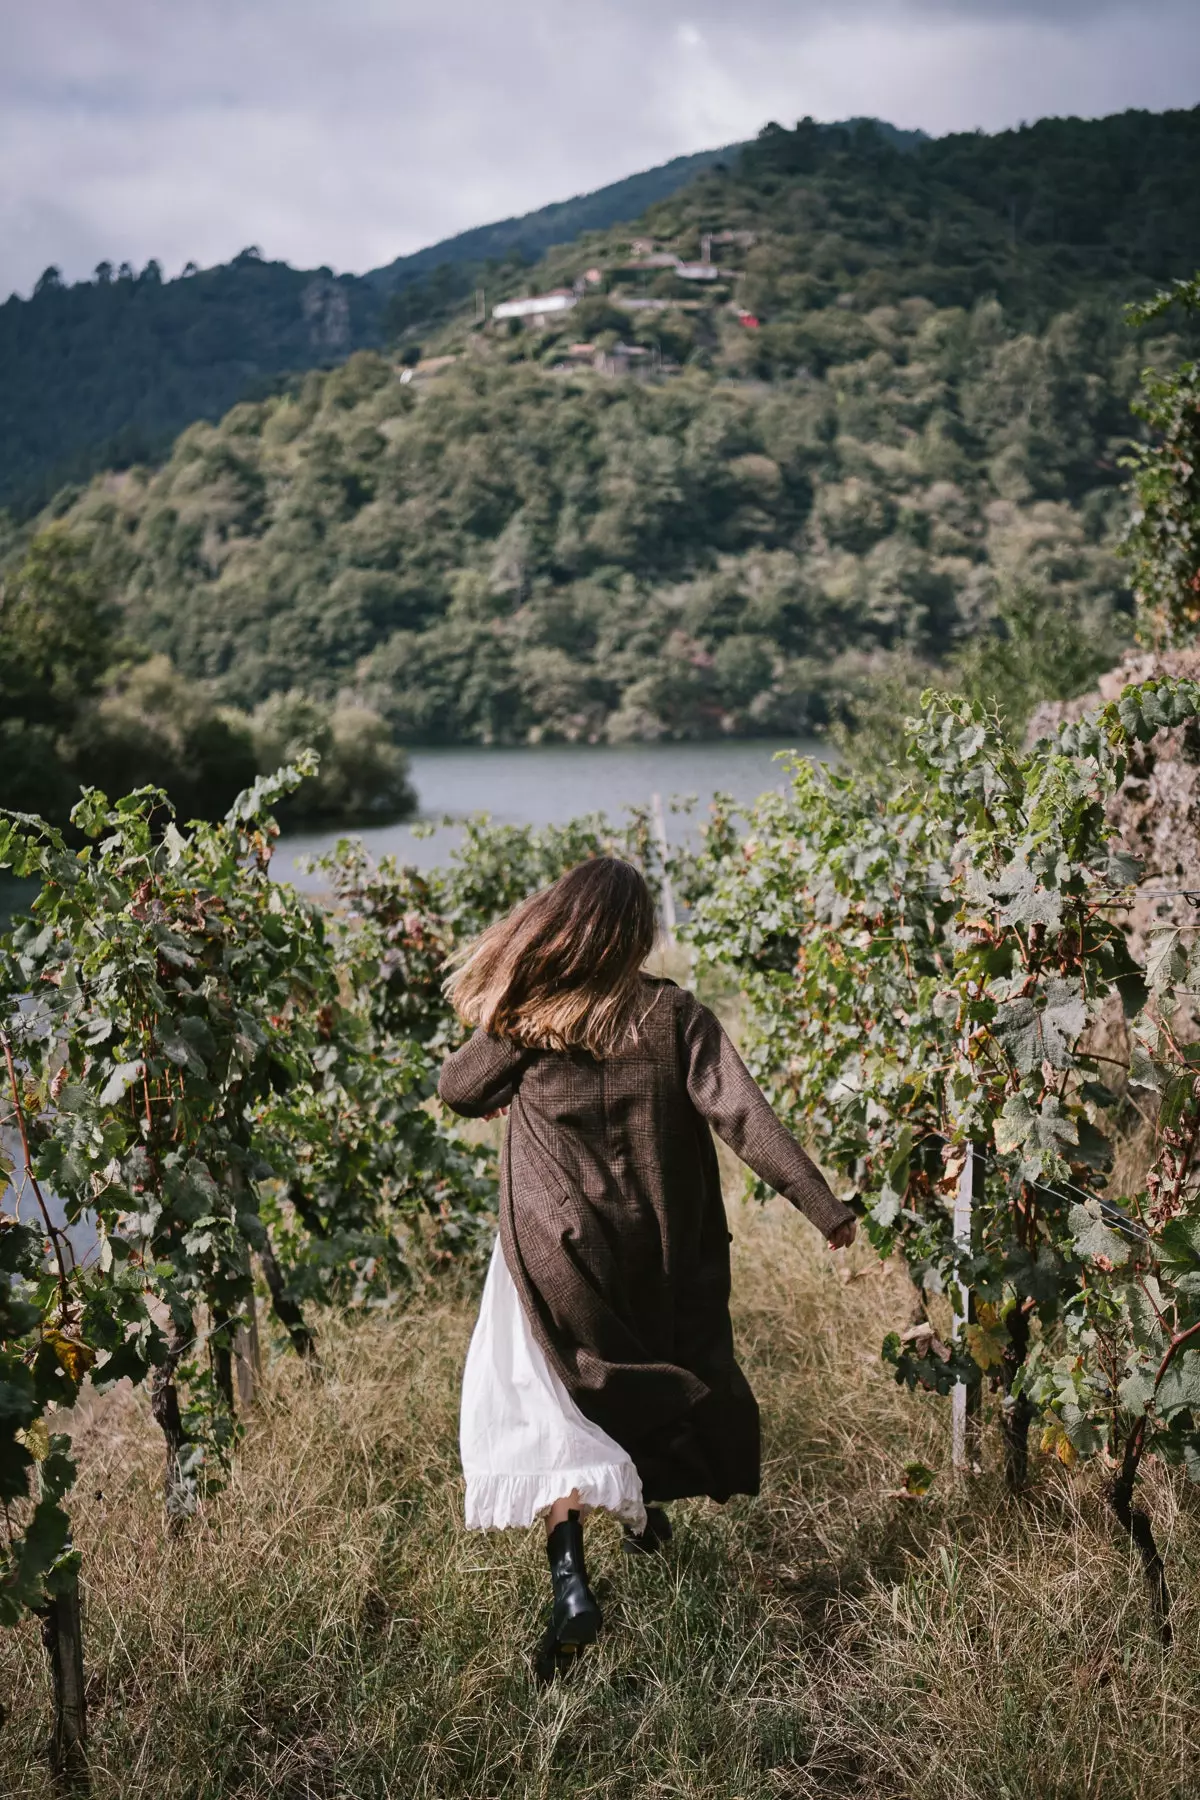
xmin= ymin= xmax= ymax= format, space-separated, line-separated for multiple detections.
xmin=690 ymin=676 xmax=1200 ymax=1631
xmin=0 ymin=765 xmax=501 ymax=1780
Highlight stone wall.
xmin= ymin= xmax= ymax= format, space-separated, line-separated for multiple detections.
xmin=1030 ymin=649 xmax=1200 ymax=959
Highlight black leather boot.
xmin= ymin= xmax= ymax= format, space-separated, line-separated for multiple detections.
xmin=534 ymin=1510 xmax=602 ymax=1683
xmin=622 ymin=1505 xmax=672 ymax=1557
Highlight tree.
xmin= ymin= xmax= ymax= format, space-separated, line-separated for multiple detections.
xmin=1123 ymin=272 xmax=1200 ymax=645
xmin=0 ymin=528 xmax=117 ymax=818
xmin=247 ymin=690 xmax=417 ymax=822
xmin=75 ymin=655 xmax=259 ymax=823
xmin=570 ymin=296 xmax=629 ymax=340
xmin=0 ymin=526 xmax=115 ymax=729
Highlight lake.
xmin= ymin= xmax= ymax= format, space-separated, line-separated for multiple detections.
xmin=276 ymin=738 xmax=827 ymax=890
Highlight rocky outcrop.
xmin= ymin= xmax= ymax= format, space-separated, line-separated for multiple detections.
xmin=1030 ymin=650 xmax=1200 ymax=957
xmin=302 ymin=275 xmax=351 ymax=353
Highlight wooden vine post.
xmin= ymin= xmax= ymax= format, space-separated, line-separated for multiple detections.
xmin=229 ymin=1182 xmax=261 ymax=1410
xmin=235 ymin=1293 xmax=262 ymax=1411
xmin=651 ymin=793 xmax=677 ymax=948
xmin=40 ymin=1561 xmax=88 ymax=1791
xmin=150 ymin=1324 xmax=193 ymax=1533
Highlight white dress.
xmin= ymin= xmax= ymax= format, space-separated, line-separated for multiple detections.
xmin=460 ymin=1238 xmax=647 ymax=1532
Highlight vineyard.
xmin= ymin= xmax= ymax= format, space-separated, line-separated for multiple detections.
xmin=2 ymin=276 xmax=1200 ymax=1797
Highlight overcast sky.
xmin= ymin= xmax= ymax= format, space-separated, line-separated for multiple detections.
xmin=2 ymin=0 xmax=1198 ymax=298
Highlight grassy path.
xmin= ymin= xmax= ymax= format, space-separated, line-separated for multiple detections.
xmin=2 ymin=1197 xmax=1199 ymax=1798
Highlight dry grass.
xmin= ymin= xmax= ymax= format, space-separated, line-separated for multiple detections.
xmin=3 ymin=1194 xmax=1200 ymax=1799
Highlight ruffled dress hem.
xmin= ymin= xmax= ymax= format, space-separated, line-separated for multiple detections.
xmin=464 ymin=1465 xmax=647 ymax=1532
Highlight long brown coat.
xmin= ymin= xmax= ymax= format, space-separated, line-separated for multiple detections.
xmin=438 ymin=977 xmax=854 ymax=1504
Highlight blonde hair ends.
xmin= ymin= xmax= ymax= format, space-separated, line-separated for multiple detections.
xmin=444 ymin=856 xmax=657 ymax=1058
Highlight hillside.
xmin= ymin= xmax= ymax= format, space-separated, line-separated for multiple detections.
xmin=8 ymin=103 xmax=1186 ymax=521
xmin=25 ymin=105 xmax=1200 ymax=754
xmin=0 ymin=119 xmax=924 ymax=518
xmin=0 ymin=143 xmax=748 ymax=518
xmin=551 ymin=108 xmax=1200 ymax=329
xmin=363 ymin=119 xmax=928 ymax=293
xmin=47 ymin=302 xmax=1141 ymax=747
xmin=0 ymin=253 xmax=377 ymax=519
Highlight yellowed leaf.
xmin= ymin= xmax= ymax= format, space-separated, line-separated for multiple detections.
xmin=1040 ymin=1421 xmax=1079 ymax=1468
xmin=965 ymin=1321 xmax=1008 ymax=1372
xmin=901 ymin=1460 xmax=936 ymax=1497
xmin=18 ymin=1418 xmax=50 ymax=1461
xmin=937 ymin=1143 xmax=968 ymax=1195
xmin=44 ymin=1329 xmax=96 ymax=1383
xmin=900 ymin=1320 xmax=953 ymax=1363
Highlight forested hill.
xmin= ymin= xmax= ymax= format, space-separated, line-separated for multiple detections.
xmin=9 ymin=101 xmax=1200 ymax=765
xmin=362 ymin=120 xmax=928 ymax=291
xmin=7 ymin=105 xmax=1192 ymax=519
xmin=0 ymin=143 xmax=765 ymax=518
xmin=0 ymin=253 xmax=378 ymax=519
xmin=0 ymin=118 xmax=928 ymax=517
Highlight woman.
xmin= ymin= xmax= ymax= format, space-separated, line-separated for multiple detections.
xmin=438 ymin=856 xmax=856 ymax=1681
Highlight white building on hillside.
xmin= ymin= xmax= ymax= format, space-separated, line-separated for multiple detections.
xmin=492 ymin=290 xmax=577 ymax=327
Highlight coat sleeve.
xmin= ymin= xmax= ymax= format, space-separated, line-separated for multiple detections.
xmin=680 ymin=992 xmax=855 ymax=1240
xmin=437 ymin=1029 xmax=529 ymax=1117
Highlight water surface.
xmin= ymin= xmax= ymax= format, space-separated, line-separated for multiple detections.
xmin=278 ymin=738 xmax=825 ymax=890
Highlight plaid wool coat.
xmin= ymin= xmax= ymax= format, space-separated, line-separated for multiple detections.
xmin=438 ymin=977 xmax=854 ymax=1504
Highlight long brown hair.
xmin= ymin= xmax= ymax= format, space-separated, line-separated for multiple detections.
xmin=444 ymin=856 xmax=657 ymax=1057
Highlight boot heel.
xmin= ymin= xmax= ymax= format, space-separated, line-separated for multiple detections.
xmin=556 ymin=1603 xmax=600 ymax=1648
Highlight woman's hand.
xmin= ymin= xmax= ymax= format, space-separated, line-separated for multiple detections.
xmin=827 ymin=1218 xmax=857 ymax=1251
xmin=482 ymin=1106 xmax=510 ymax=1122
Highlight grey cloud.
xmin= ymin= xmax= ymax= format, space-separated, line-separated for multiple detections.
xmin=2 ymin=0 xmax=1197 ymax=295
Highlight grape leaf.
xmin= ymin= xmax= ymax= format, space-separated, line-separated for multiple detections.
xmin=1068 ymin=1200 xmax=1130 ymax=1267
xmin=990 ymin=976 xmax=1086 ymax=1072
xmin=1156 ymin=1350 xmax=1200 ymax=1419
xmin=995 ymin=1093 xmax=1078 ymax=1164
xmin=989 ymin=857 xmax=1063 ymax=929
xmin=98 ymin=1061 xmax=144 ymax=1106
xmin=1147 ymin=928 xmax=1186 ymax=994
